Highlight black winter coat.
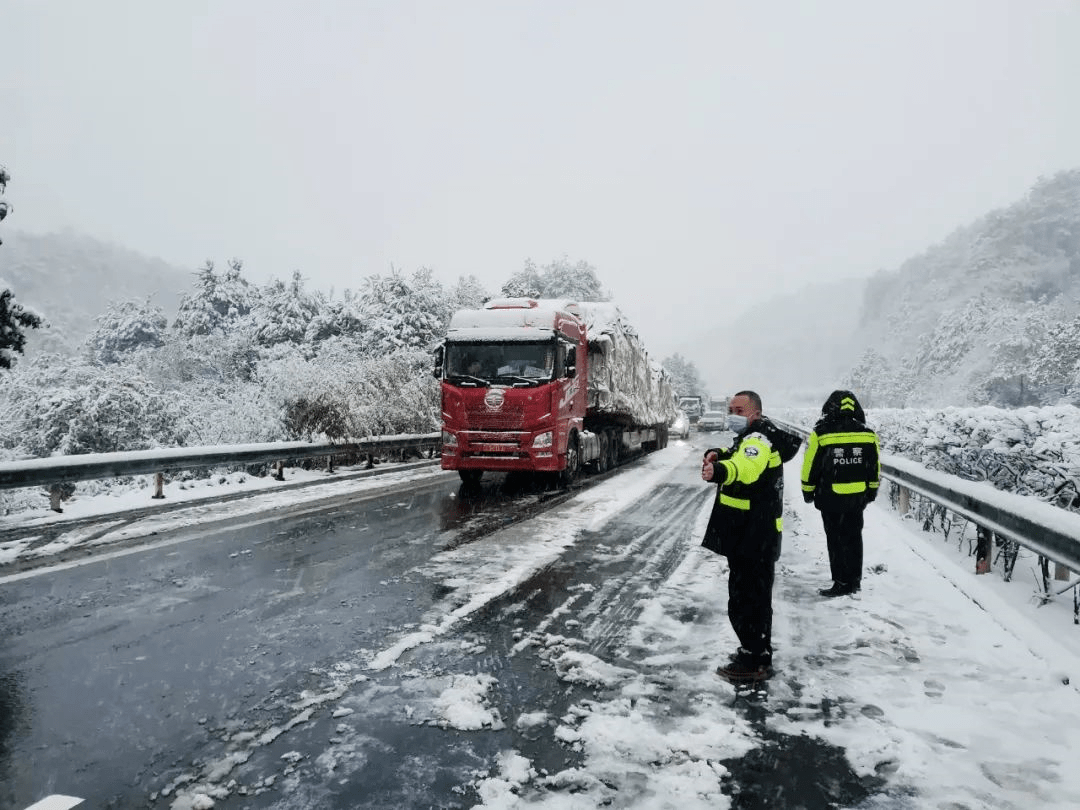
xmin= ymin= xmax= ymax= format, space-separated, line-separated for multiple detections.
xmin=701 ymin=416 xmax=802 ymax=561
xmin=800 ymin=390 xmax=881 ymax=512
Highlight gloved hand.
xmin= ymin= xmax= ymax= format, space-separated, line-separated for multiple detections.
xmin=865 ymin=491 xmax=878 ymax=506
xmin=802 ymin=492 xmax=814 ymax=504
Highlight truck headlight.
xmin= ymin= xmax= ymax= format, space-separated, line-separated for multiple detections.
xmin=442 ymin=430 xmax=457 ymax=447
xmin=532 ymin=431 xmax=553 ymax=449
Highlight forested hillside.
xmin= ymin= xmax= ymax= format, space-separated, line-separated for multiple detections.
xmin=847 ymin=169 xmax=1080 ymax=407
xmin=692 ymin=170 xmax=1080 ymax=410
xmin=2 ymin=250 xmax=708 ymax=514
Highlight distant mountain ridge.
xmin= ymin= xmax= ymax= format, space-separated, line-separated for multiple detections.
xmin=7 ymin=170 xmax=1080 ymax=409
xmin=850 ymin=169 xmax=1080 ymax=406
xmin=0 ymin=229 xmax=192 ymax=356
xmin=687 ymin=169 xmax=1080 ymax=408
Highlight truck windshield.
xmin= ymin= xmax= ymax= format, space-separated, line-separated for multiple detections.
xmin=445 ymin=341 xmax=555 ymax=386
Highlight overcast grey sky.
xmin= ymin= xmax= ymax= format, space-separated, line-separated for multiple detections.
xmin=3 ymin=0 xmax=1080 ymax=357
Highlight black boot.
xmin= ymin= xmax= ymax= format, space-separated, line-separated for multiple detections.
xmin=819 ymin=582 xmax=856 ymax=597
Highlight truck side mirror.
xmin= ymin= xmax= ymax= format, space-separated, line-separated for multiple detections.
xmin=432 ymin=345 xmax=444 ymax=379
xmin=564 ymin=361 xmax=576 ymax=378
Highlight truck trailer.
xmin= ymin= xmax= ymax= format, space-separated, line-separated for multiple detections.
xmin=434 ymin=298 xmax=677 ymax=485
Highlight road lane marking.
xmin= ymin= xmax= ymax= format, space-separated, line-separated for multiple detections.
xmin=22 ymin=797 xmax=84 ymax=810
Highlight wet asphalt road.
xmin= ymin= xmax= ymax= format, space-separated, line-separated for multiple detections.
xmin=0 ymin=464 xmax=619 ymax=808
xmin=0 ymin=443 xmax=881 ymax=809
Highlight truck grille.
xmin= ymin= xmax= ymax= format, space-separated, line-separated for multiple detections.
xmin=464 ymin=405 xmax=526 ymax=431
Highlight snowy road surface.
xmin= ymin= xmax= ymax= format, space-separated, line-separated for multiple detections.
xmin=2 ymin=438 xmax=1079 ymax=809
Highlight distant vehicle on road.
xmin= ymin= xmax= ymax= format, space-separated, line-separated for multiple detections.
xmin=708 ymin=396 xmax=728 ymax=413
xmin=669 ymin=409 xmax=691 ymax=440
xmin=698 ymin=410 xmax=727 ymax=432
xmin=678 ymin=395 xmax=703 ymax=424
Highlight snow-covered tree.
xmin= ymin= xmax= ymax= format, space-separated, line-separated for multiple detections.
xmin=447 ymin=274 xmax=490 ymax=312
xmin=0 ymin=163 xmax=10 ymax=246
xmin=85 ymin=298 xmax=168 ymax=364
xmin=844 ymin=348 xmax=914 ymax=408
xmin=538 ymin=256 xmax=608 ymax=300
xmin=357 ymin=268 xmax=447 ymax=355
xmin=0 ymin=284 xmax=45 ymax=370
xmin=981 ymin=301 xmax=1060 ymax=406
xmin=305 ymin=288 xmax=365 ymax=345
xmin=1028 ymin=314 xmax=1080 ymax=403
xmin=500 ymin=259 xmax=544 ymax=298
xmin=173 ymin=259 xmax=260 ymax=337
xmin=249 ymin=270 xmax=322 ymax=348
xmin=500 ymin=257 xmax=610 ymax=301
xmin=661 ymin=353 xmax=707 ymax=400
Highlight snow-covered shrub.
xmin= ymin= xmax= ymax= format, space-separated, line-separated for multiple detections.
xmin=85 ymin=298 xmax=168 ymax=364
xmin=775 ymin=404 xmax=1080 ymax=514
xmin=263 ymin=344 xmax=439 ymax=441
xmin=1 ymin=354 xmax=188 ymax=456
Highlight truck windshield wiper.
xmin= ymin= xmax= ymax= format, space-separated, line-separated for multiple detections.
xmin=448 ymin=374 xmax=490 ymax=387
xmin=495 ymin=374 xmax=543 ymax=386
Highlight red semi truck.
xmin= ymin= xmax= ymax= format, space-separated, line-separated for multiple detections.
xmin=434 ymin=298 xmax=677 ymax=485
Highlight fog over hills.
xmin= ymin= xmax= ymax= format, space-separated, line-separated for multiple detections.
xmin=0 ymin=229 xmax=191 ymax=356
xmin=680 ymin=277 xmax=868 ymax=408
xmin=684 ymin=169 xmax=1080 ymax=409
xmin=4 ymin=169 xmax=1079 ymax=411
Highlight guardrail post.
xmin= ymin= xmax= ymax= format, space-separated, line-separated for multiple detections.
xmin=49 ymin=485 xmax=63 ymax=513
xmin=273 ymin=460 xmax=285 ymax=481
xmin=327 ymin=455 xmax=335 ymax=474
xmin=897 ymin=485 xmax=910 ymax=516
xmin=975 ymin=526 xmax=992 ymax=574
xmin=152 ymin=472 xmax=165 ymax=500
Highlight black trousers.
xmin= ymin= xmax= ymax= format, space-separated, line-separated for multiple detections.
xmin=727 ymin=553 xmax=775 ymax=662
xmin=821 ymin=509 xmax=864 ymax=588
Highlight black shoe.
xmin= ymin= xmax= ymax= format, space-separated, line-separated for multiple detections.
xmin=716 ymin=658 xmax=774 ymax=683
xmin=717 ymin=649 xmax=773 ymax=683
xmin=819 ymin=583 xmax=858 ymax=597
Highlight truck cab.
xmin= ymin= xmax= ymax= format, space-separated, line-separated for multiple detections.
xmin=435 ymin=299 xmax=586 ymax=484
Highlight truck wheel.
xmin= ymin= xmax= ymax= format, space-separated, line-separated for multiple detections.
xmin=607 ymin=432 xmax=619 ymax=469
xmin=559 ymin=435 xmax=580 ymax=488
xmin=596 ymin=434 xmax=609 ymax=473
xmin=459 ymin=470 xmax=483 ymax=486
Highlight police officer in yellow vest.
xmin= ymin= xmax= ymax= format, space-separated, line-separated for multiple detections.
xmin=701 ymin=390 xmax=801 ymax=682
xmin=801 ymin=390 xmax=881 ymax=597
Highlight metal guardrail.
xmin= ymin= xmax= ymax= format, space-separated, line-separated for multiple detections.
xmin=5 ymin=423 xmax=1079 ymax=579
xmin=0 ymin=434 xmax=442 ymax=491
xmin=773 ymin=419 xmax=1080 ymax=576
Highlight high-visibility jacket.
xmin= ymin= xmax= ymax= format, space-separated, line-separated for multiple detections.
xmin=801 ymin=415 xmax=880 ymax=512
xmin=701 ymin=416 xmax=801 ymax=561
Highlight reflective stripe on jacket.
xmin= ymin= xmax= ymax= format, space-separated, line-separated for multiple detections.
xmin=801 ymin=422 xmax=880 ymax=511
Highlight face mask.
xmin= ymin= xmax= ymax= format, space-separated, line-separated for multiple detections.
xmin=726 ymin=413 xmax=748 ymax=433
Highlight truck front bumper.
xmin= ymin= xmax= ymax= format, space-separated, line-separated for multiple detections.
xmin=440 ymin=430 xmax=562 ymax=473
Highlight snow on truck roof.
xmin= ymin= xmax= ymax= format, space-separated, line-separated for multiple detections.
xmin=446 ymin=298 xmax=637 ymax=346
